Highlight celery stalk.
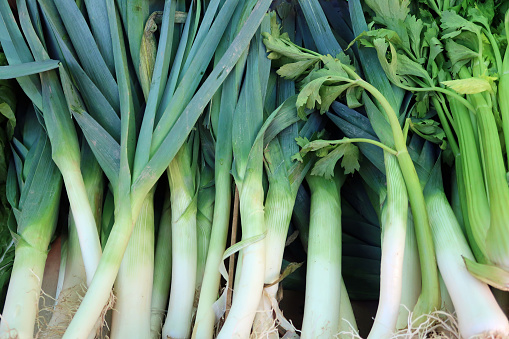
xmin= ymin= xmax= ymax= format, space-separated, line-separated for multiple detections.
xmin=425 ymin=161 xmax=509 ymax=338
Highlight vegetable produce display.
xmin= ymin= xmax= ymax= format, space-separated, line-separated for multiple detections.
xmin=1 ymin=0 xmax=509 ymax=338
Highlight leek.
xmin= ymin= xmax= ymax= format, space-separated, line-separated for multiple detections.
xmin=301 ymin=172 xmax=344 ymax=338
xmin=1 ymin=111 xmax=62 ymax=339
xmin=217 ymin=18 xmax=271 ymax=338
xmin=149 ymin=191 xmax=171 ymax=339
xmin=40 ymin=141 xmax=104 ymax=337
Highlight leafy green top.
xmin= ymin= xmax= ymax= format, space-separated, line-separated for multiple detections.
xmin=0 ymin=48 xmax=16 ymax=309
xmin=292 ymin=136 xmax=360 ymax=179
xmin=263 ymin=28 xmax=365 ymax=178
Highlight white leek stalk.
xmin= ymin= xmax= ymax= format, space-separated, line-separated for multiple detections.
xmin=110 ymin=190 xmax=155 ymax=338
xmin=253 ymin=180 xmax=294 ymax=338
xmin=301 ymin=173 xmax=343 ymax=338
xmin=217 ymin=17 xmax=270 ymax=338
xmin=368 ymin=153 xmax=408 ymax=339
xmin=150 ymin=193 xmax=172 ymax=339
xmin=216 ymin=167 xmax=265 ymax=339
xmin=41 ymin=143 xmax=104 ymax=337
xmin=1 ymin=244 xmax=49 ymax=339
xmin=338 ymin=277 xmax=358 ymax=337
xmin=396 ymin=212 xmax=421 ymax=329
xmin=162 ymin=146 xmax=197 ymax=339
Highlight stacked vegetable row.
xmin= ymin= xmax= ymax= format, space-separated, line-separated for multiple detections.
xmin=0 ymin=0 xmax=509 ymax=338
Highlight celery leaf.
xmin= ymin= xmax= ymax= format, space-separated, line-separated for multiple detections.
xmin=441 ymin=10 xmax=481 ymax=36
xmin=442 ymin=76 xmax=497 ymax=94
xmin=312 ymin=143 xmax=360 ymax=178
xmin=409 ymin=118 xmax=447 ymax=149
xmin=277 ymin=59 xmax=320 ymax=80
xmin=293 ymin=137 xmax=360 ymax=178
xmin=262 ymin=32 xmax=319 ymax=61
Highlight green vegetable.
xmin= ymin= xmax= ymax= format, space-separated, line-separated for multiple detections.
xmin=0 ymin=109 xmax=62 ymax=339
xmin=0 ymin=47 xmax=16 ymax=310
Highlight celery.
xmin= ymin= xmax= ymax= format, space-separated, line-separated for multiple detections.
xmin=424 ymin=152 xmax=509 ymax=338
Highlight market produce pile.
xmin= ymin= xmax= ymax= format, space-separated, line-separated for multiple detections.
xmin=1 ymin=0 xmax=509 ymax=338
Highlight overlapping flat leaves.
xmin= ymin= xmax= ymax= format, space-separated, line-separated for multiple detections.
xmin=292 ymin=136 xmax=360 ymax=178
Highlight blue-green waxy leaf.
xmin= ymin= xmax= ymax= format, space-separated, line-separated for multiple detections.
xmin=12 ymin=0 xmax=83 ymax=172
xmin=363 ymin=94 xmax=394 ymax=147
xmin=127 ymin=0 xmax=149 ymax=81
xmin=178 ymin=0 xmax=211 ymax=78
xmin=83 ymin=0 xmax=114 ymax=72
xmin=14 ymin=0 xmax=82 ymax=170
xmin=150 ymin=0 xmax=241 ymax=155
xmin=132 ymin=0 xmax=273 ymax=200
xmin=0 ymin=71 xmax=16 ymax=139
xmin=25 ymin=0 xmax=44 ymax=44
xmin=232 ymin=21 xmax=269 ymax=181
xmin=297 ymin=0 xmax=342 ymax=57
xmin=6 ymin=161 xmax=19 ymax=211
xmin=0 ymin=3 xmax=42 ymax=109
xmin=40 ymin=71 xmax=81 ymax=167
xmin=48 ymin=28 xmax=121 ymax=138
xmin=0 ymin=60 xmax=60 ymax=79
xmin=53 ymin=0 xmax=120 ymax=110
xmin=133 ymin=0 xmax=177 ymax=179
xmin=37 ymin=0 xmax=77 ymax=63
xmin=105 ymin=0 xmax=136 ymax=199
xmin=73 ymin=109 xmax=120 ymax=187
xmin=154 ymin=2 xmax=194 ymax=123
xmin=59 ymin=65 xmax=120 ymax=186
xmin=319 ymin=0 xmax=354 ymax=48
xmin=348 ymin=0 xmax=404 ymax=112
xmin=17 ymin=136 xmax=62 ymax=231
